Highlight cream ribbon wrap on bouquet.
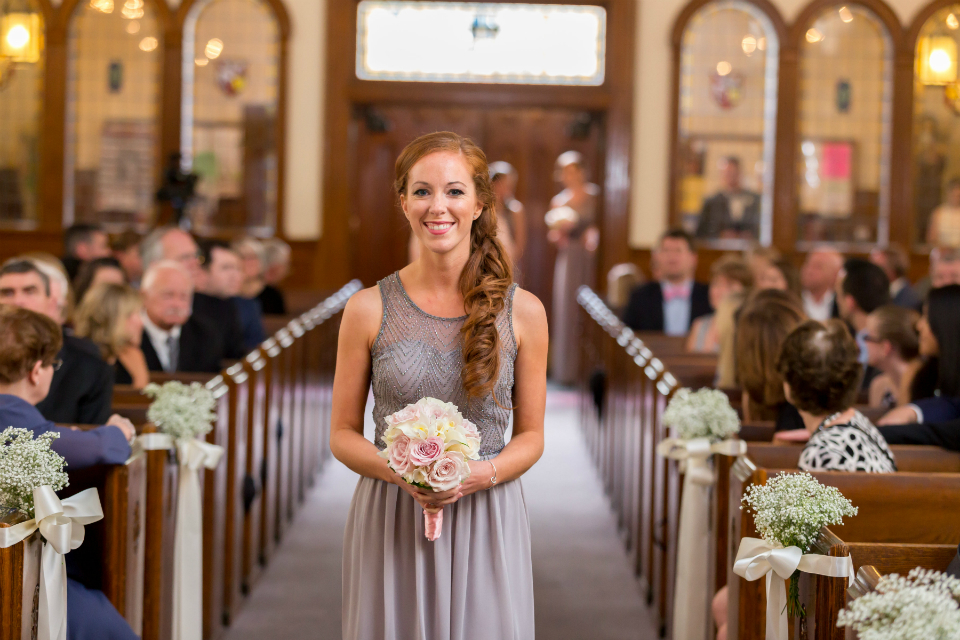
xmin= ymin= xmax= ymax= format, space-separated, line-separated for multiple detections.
xmin=136 ymin=433 xmax=224 ymax=640
xmin=656 ymin=437 xmax=747 ymax=640
xmin=0 ymin=486 xmax=103 ymax=640
xmin=733 ymin=537 xmax=855 ymax=640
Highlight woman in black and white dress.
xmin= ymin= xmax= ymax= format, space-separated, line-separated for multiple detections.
xmin=777 ymin=319 xmax=896 ymax=473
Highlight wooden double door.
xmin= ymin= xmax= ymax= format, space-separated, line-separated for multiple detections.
xmin=349 ymin=105 xmax=604 ymax=320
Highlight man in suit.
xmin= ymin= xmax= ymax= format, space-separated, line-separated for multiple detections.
xmin=623 ymin=229 xmax=712 ymax=335
xmin=0 ymin=259 xmax=114 ymax=424
xmin=800 ymin=249 xmax=843 ymax=321
xmin=694 ymin=157 xmax=760 ymax=240
xmin=62 ymin=223 xmax=111 ymax=281
xmin=195 ymin=240 xmax=247 ymax=359
xmin=869 ymin=245 xmax=921 ymax=311
xmin=837 ymin=259 xmax=891 ymax=393
xmin=140 ymin=260 xmax=226 ymax=373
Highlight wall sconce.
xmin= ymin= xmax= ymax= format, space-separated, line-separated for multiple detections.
xmin=919 ymin=35 xmax=958 ymax=85
xmin=1 ymin=12 xmax=41 ymax=63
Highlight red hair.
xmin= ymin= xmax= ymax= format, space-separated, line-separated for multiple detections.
xmin=395 ymin=132 xmax=514 ymax=401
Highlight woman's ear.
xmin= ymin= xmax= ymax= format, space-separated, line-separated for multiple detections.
xmin=400 ymin=194 xmax=409 ymax=220
xmin=28 ymin=360 xmax=43 ymax=386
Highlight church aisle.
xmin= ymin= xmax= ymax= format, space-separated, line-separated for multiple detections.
xmin=223 ymin=387 xmax=656 ymax=640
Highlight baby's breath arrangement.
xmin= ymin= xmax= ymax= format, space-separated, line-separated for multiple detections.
xmin=662 ymin=387 xmax=740 ymax=441
xmin=742 ymin=472 xmax=858 ymax=619
xmin=144 ymin=381 xmax=216 ymax=440
xmin=0 ymin=427 xmax=68 ymax=517
xmin=837 ymin=568 xmax=960 ymax=639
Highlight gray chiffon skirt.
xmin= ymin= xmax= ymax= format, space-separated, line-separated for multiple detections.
xmin=342 ymin=476 xmax=535 ymax=640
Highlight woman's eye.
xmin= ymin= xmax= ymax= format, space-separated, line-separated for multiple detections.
xmin=449 ymin=189 xmax=465 ymax=196
xmin=413 ymin=189 xmax=429 ymax=196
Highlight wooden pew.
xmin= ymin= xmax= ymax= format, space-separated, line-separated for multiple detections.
xmin=285 ymin=319 xmax=308 ymax=512
xmin=204 ymin=377 xmax=229 ymax=637
xmin=220 ymin=365 xmax=249 ymax=625
xmin=241 ymin=350 xmax=267 ymax=591
xmin=726 ymin=462 xmax=960 ymax=640
xmin=0 ymin=511 xmax=41 ymax=640
xmin=273 ymin=327 xmax=295 ymax=541
xmin=140 ymin=423 xmax=179 ymax=640
xmin=257 ymin=337 xmax=283 ymax=563
xmin=800 ymin=529 xmax=957 ymax=640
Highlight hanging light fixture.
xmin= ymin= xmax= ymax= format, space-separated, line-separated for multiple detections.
xmin=0 ymin=2 xmax=42 ymax=90
xmin=919 ymin=35 xmax=958 ymax=85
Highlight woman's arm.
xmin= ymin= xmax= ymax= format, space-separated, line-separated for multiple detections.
xmin=459 ymin=288 xmax=548 ymax=497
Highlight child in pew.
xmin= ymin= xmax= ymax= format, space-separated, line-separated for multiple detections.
xmin=0 ymin=305 xmax=139 ymax=640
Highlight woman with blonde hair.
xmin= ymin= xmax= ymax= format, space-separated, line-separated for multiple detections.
xmin=330 ymin=131 xmax=547 ymax=639
xmin=73 ymin=282 xmax=150 ymax=388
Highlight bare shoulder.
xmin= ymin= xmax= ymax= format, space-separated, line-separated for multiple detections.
xmin=511 ymin=288 xmax=548 ymax=348
xmin=341 ymin=285 xmax=384 ymax=347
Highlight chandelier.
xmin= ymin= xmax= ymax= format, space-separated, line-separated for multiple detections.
xmin=0 ymin=2 xmax=41 ymax=90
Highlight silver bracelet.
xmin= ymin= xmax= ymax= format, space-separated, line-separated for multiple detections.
xmin=489 ymin=460 xmax=498 ymax=487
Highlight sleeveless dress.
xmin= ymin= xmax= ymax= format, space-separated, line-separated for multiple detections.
xmin=342 ymin=273 xmax=535 ymax=640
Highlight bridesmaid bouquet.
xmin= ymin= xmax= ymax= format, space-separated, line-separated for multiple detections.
xmin=379 ymin=397 xmax=481 ymax=541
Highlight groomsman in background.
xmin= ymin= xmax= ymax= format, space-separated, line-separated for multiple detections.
xmin=694 ymin=157 xmax=760 ymax=240
xmin=622 ymin=229 xmax=711 ymax=335
xmin=869 ymin=245 xmax=921 ymax=311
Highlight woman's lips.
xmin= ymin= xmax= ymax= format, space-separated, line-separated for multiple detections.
xmin=424 ymin=221 xmax=453 ymax=235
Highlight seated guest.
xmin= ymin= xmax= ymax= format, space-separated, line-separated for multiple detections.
xmin=140 ymin=225 xmax=202 ymax=281
xmin=756 ymin=257 xmax=802 ymax=298
xmin=836 ymin=258 xmax=891 ymax=366
xmin=800 ymin=248 xmax=843 ymax=321
xmin=259 ymin=237 xmax=291 ymax=315
xmin=73 ymin=283 xmax=150 ymax=388
xmin=917 ymin=246 xmax=960 ymax=301
xmin=869 ymin=244 xmax=922 ymax=310
xmin=73 ymin=256 xmax=126 ymax=304
xmin=0 ymin=305 xmax=137 ymax=640
xmin=777 ymin=319 xmax=897 ymax=472
xmin=687 ymin=255 xmax=753 ymax=353
xmin=0 ymin=259 xmax=113 ymax=424
xmin=926 ymin=177 xmax=960 ymax=248
xmin=863 ymin=305 xmax=921 ymax=410
xmin=744 ymin=245 xmax=780 ymax=283
xmin=623 ymin=229 xmax=711 ymax=335
xmin=61 ymin=223 xmax=111 ymax=281
xmin=195 ymin=240 xmax=247 ymax=359
xmin=735 ymin=289 xmax=806 ymax=429
xmin=140 ymin=260 xmax=225 ymax=373
xmin=111 ymin=229 xmax=143 ymax=288
xmin=878 ymin=284 xmax=960 ymax=425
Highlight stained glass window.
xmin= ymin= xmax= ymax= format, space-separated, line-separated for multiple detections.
xmin=356 ymin=2 xmax=606 ymax=85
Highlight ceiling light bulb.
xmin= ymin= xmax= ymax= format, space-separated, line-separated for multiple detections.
xmin=806 ymin=28 xmax=823 ymax=43
xmin=741 ymin=36 xmax=757 ymax=55
xmin=204 ymin=38 xmax=223 ymax=59
xmin=838 ymin=6 xmax=853 ymax=23
xmin=930 ymin=48 xmax=953 ymax=73
xmin=5 ymin=24 xmax=30 ymax=50
xmin=716 ymin=61 xmax=732 ymax=76
xmin=949 ymin=13 xmax=960 ymax=30
xmin=139 ymin=36 xmax=158 ymax=52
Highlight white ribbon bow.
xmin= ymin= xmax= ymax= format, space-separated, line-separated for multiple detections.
xmin=655 ymin=437 xmax=746 ymax=640
xmin=136 ymin=433 xmax=224 ymax=640
xmin=0 ymin=486 xmax=103 ymax=640
xmin=733 ymin=537 xmax=855 ymax=640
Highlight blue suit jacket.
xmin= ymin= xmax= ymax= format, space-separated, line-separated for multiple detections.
xmin=0 ymin=394 xmax=130 ymax=469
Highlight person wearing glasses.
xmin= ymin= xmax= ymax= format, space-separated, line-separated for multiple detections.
xmin=0 ymin=258 xmax=115 ymax=425
xmin=0 ymin=305 xmax=138 ymax=640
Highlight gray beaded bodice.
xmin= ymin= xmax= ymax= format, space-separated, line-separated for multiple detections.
xmin=371 ymin=273 xmax=518 ymax=457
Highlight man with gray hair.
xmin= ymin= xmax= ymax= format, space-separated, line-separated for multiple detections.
xmin=140 ymin=226 xmax=203 ymax=281
xmin=0 ymin=258 xmax=114 ymax=424
xmin=139 ymin=260 xmax=225 ymax=373
xmin=257 ymin=237 xmax=291 ymax=315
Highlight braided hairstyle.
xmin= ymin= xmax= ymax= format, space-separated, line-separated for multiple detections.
xmin=394 ymin=132 xmax=514 ymax=401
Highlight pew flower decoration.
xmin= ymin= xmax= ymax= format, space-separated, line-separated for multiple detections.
xmin=379 ymin=397 xmax=480 ymax=541
xmin=837 ymin=568 xmax=960 ymax=639
xmin=662 ymin=387 xmax=740 ymax=441
xmin=741 ymin=472 xmax=858 ymax=621
xmin=0 ymin=427 xmax=68 ymax=517
xmin=144 ymin=381 xmax=217 ymax=439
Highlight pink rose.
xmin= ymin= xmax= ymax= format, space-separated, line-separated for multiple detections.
xmin=388 ymin=433 xmax=412 ymax=475
xmin=463 ymin=419 xmax=479 ymax=438
xmin=387 ymin=405 xmax=420 ymax=426
xmin=408 ymin=436 xmax=445 ymax=467
xmin=427 ymin=452 xmax=468 ymax=491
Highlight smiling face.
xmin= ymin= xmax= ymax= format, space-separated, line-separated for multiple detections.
xmin=401 ymin=151 xmax=483 ymax=258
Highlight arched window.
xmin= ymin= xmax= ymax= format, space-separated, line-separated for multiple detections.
xmin=794 ymin=3 xmax=893 ymax=248
xmin=0 ymin=0 xmax=46 ymax=227
xmin=674 ymin=0 xmax=781 ymax=248
xmin=180 ymin=0 xmax=285 ymax=236
xmin=912 ymin=3 xmax=960 ymax=249
xmin=63 ymin=0 xmax=164 ymax=228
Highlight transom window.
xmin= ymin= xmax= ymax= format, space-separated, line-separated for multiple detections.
xmin=356 ymin=1 xmax=606 ymax=85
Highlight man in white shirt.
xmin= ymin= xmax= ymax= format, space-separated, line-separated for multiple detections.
xmin=800 ymin=249 xmax=843 ymax=321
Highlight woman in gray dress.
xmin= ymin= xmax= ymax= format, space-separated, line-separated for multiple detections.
xmin=548 ymin=151 xmax=600 ymax=385
xmin=330 ymin=131 xmax=549 ymax=640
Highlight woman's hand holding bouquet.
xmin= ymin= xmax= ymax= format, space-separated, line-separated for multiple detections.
xmin=380 ymin=398 xmax=482 ymax=541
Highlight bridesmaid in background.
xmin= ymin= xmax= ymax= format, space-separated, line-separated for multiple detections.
xmin=547 ymin=150 xmax=600 ymax=385
xmin=489 ymin=161 xmax=527 ymax=266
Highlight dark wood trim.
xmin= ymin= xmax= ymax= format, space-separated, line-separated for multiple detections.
xmin=667 ymin=0 xmax=789 ymax=245
xmin=324 ymin=0 xmax=636 ymax=288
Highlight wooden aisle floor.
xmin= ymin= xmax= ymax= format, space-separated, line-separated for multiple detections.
xmin=222 ymin=386 xmax=658 ymax=639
